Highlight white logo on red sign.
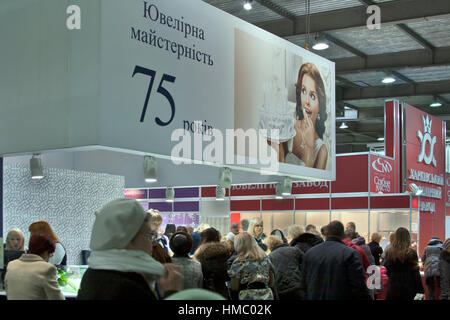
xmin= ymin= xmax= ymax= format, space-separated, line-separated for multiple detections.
xmin=372 ymin=158 xmax=392 ymax=174
xmin=417 ymin=115 xmax=437 ymax=167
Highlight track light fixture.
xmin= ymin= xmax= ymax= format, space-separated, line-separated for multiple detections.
xmin=339 ymin=122 xmax=348 ymax=129
xmin=216 ymin=186 xmax=225 ymax=201
xmin=281 ymin=177 xmax=292 ymax=196
xmin=243 ymin=0 xmax=253 ymax=10
xmin=143 ymin=155 xmax=157 ymax=183
xmin=166 ymin=187 xmax=174 ymax=202
xmin=219 ymin=167 xmax=232 ymax=189
xmin=30 ymin=154 xmax=44 ymax=179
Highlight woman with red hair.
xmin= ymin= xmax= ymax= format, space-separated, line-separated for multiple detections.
xmin=5 ymin=233 xmax=64 ymax=300
xmin=29 ymin=221 xmax=67 ymax=266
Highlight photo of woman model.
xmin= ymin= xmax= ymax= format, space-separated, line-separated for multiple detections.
xmin=271 ymin=62 xmax=328 ymax=169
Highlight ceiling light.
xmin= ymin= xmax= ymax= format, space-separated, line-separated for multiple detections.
xmin=166 ymin=187 xmax=174 ymax=202
xmin=281 ymin=177 xmax=292 ymax=196
xmin=430 ymin=102 xmax=442 ymax=108
xmin=219 ymin=167 xmax=232 ymax=189
xmin=409 ymin=183 xmax=423 ymax=196
xmin=377 ymin=137 xmax=384 ymax=141
xmin=143 ymin=155 xmax=157 ymax=183
xmin=30 ymin=154 xmax=44 ymax=179
xmin=339 ymin=122 xmax=348 ymax=129
xmin=381 ymin=77 xmax=396 ymax=84
xmin=275 ymin=183 xmax=283 ymax=199
xmin=312 ymin=42 xmax=329 ymax=50
xmin=243 ymin=0 xmax=253 ymax=10
xmin=216 ymin=186 xmax=225 ymax=201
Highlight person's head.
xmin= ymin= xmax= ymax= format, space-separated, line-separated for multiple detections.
xmin=164 ymin=224 xmax=176 ymax=239
xmin=148 ymin=209 xmax=162 ymax=232
xmin=231 ymin=222 xmax=239 ymax=235
xmin=240 ymin=219 xmax=249 ymax=232
xmin=28 ymin=221 xmax=60 ymax=243
xmin=442 ymin=238 xmax=450 ymax=256
xmin=344 ymin=229 xmax=356 ymax=240
xmin=200 ymin=228 xmax=221 ymax=245
xmin=287 ymin=225 xmax=304 ymax=242
xmin=90 ymin=198 xmax=157 ymax=256
xmin=6 ymin=228 xmax=25 ymax=251
xmin=345 ymin=222 xmax=356 ymax=233
xmin=248 ymin=218 xmax=264 ymax=238
xmin=392 ymin=227 xmax=411 ymax=251
xmin=196 ymin=223 xmax=211 ymax=233
xmin=265 ymin=235 xmax=283 ymax=252
xmin=371 ymin=232 xmax=382 ymax=243
xmin=170 ymin=232 xmax=192 ymax=257
xmin=234 ymin=232 xmax=266 ymax=261
xmin=295 ymin=62 xmax=327 ymax=139
xmin=176 ymin=226 xmax=188 ymax=234
xmin=29 ymin=233 xmax=56 ymax=262
xmin=320 ymin=225 xmax=328 ymax=238
xmin=270 ymin=229 xmax=287 ymax=244
xmin=389 ymin=232 xmax=396 ymax=243
xmin=186 ymin=226 xmax=194 ymax=235
xmin=305 ymin=224 xmax=316 ymax=233
xmin=326 ymin=221 xmax=345 ymax=240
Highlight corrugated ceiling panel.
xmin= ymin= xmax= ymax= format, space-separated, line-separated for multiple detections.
xmin=344 ymin=96 xmax=436 ymax=108
xmin=406 ymin=17 xmax=450 ymax=48
xmin=341 ymin=71 xmax=406 ymax=86
xmin=395 ymin=65 xmax=450 ymax=83
xmin=203 ymin=0 xmax=283 ymax=23
xmin=277 ymin=0 xmax=362 ymax=16
xmin=328 ymin=25 xmax=423 ymax=55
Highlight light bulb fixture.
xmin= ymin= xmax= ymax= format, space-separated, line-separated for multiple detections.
xmin=312 ymin=34 xmax=329 ymax=51
xmin=339 ymin=122 xmax=348 ymax=129
xmin=166 ymin=187 xmax=174 ymax=202
xmin=219 ymin=167 xmax=232 ymax=189
xmin=143 ymin=155 xmax=157 ymax=183
xmin=243 ymin=0 xmax=253 ymax=10
xmin=430 ymin=101 xmax=442 ymax=108
xmin=275 ymin=183 xmax=283 ymax=199
xmin=377 ymin=137 xmax=384 ymax=141
xmin=216 ymin=186 xmax=225 ymax=201
xmin=30 ymin=154 xmax=44 ymax=179
xmin=281 ymin=177 xmax=292 ymax=196
xmin=381 ymin=76 xmax=396 ymax=84
xmin=409 ymin=183 xmax=423 ymax=196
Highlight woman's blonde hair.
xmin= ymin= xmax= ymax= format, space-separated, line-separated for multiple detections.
xmin=28 ymin=221 xmax=60 ymax=242
xmin=248 ymin=218 xmax=264 ymax=238
xmin=6 ymin=228 xmax=25 ymax=251
xmin=264 ymin=235 xmax=282 ymax=252
xmin=197 ymin=223 xmax=211 ymax=233
xmin=371 ymin=232 xmax=382 ymax=242
xmin=147 ymin=209 xmax=162 ymax=225
xmin=288 ymin=225 xmax=304 ymax=239
xmin=234 ymin=232 xmax=266 ymax=261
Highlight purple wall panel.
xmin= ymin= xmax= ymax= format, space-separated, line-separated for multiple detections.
xmin=148 ymin=201 xmax=172 ymax=212
xmin=173 ymin=214 xmax=185 ymax=225
xmin=124 ymin=189 xmax=148 ymax=199
xmin=185 ymin=214 xmax=200 ymax=228
xmin=174 ymin=201 xmax=199 ymax=212
xmin=139 ymin=202 xmax=149 ymax=211
xmin=175 ymin=187 xmax=199 ymax=198
xmin=149 ymin=189 xmax=166 ymax=198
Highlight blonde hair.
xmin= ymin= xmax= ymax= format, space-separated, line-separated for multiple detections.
xmin=265 ymin=235 xmax=282 ymax=252
xmin=147 ymin=209 xmax=162 ymax=225
xmin=248 ymin=218 xmax=264 ymax=238
xmin=234 ymin=232 xmax=266 ymax=261
xmin=6 ymin=228 xmax=25 ymax=251
xmin=197 ymin=223 xmax=211 ymax=232
xmin=288 ymin=225 xmax=304 ymax=239
xmin=371 ymin=232 xmax=382 ymax=242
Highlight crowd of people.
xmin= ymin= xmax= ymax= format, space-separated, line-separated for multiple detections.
xmin=2 ymin=197 xmax=450 ymax=300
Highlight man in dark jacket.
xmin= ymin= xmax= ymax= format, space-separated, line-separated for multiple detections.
xmin=290 ymin=232 xmax=323 ymax=254
xmin=422 ymin=237 xmax=443 ymax=300
xmin=299 ymin=220 xmax=372 ymax=300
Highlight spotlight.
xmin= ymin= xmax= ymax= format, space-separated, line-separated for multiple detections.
xmin=409 ymin=183 xmax=423 ymax=196
xmin=216 ymin=186 xmax=225 ymax=201
xmin=377 ymin=137 xmax=384 ymax=141
xmin=219 ymin=167 xmax=232 ymax=189
xmin=339 ymin=122 xmax=348 ymax=129
xmin=275 ymin=183 xmax=283 ymax=199
xmin=143 ymin=155 xmax=157 ymax=183
xmin=312 ymin=42 xmax=329 ymax=50
xmin=430 ymin=102 xmax=442 ymax=108
xmin=166 ymin=187 xmax=174 ymax=202
xmin=30 ymin=154 xmax=43 ymax=179
xmin=281 ymin=177 xmax=292 ymax=196
xmin=381 ymin=77 xmax=396 ymax=84
xmin=243 ymin=0 xmax=253 ymax=10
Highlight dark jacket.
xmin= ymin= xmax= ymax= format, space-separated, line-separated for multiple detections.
xmin=268 ymin=243 xmax=304 ymax=299
xmin=255 ymin=235 xmax=268 ymax=252
xmin=352 ymin=236 xmax=375 ymax=266
xmin=368 ymin=241 xmax=383 ymax=266
xmin=77 ymin=268 xmax=157 ymax=300
xmin=227 ymin=251 xmax=237 ymax=270
xmin=421 ymin=238 xmax=443 ymax=279
xmin=383 ymin=248 xmax=424 ymax=300
xmin=194 ymin=241 xmax=232 ymax=298
xmin=291 ymin=232 xmax=324 ymax=254
xmin=440 ymin=250 xmax=450 ymax=300
xmin=299 ymin=237 xmax=372 ymax=300
xmin=190 ymin=231 xmax=201 ymax=256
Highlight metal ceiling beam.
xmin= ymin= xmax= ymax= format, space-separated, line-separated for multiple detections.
xmin=323 ymin=34 xmax=367 ymax=58
xmin=254 ymin=0 xmax=296 ymax=22
xmin=396 ymin=24 xmax=436 ymax=51
xmin=335 ymin=46 xmax=450 ymax=74
xmin=255 ymin=0 xmax=450 ymax=38
xmin=390 ymin=70 xmax=414 ymax=84
xmin=341 ymin=80 xmax=450 ymax=100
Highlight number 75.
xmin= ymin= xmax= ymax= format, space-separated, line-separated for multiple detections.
xmin=132 ymin=65 xmax=176 ymax=126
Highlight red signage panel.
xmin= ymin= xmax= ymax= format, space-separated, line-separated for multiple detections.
xmin=370 ymin=154 xmax=395 ymax=194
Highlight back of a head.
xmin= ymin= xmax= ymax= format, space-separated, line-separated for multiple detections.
xmin=170 ymin=232 xmax=192 ymax=256
xmin=270 ymin=229 xmax=287 ymax=243
xmin=320 ymin=225 xmax=328 ymax=238
xmin=29 ymin=221 xmax=59 ymax=243
xmin=197 ymin=223 xmax=211 ymax=233
xmin=265 ymin=235 xmax=283 ymax=251
xmin=176 ymin=226 xmax=188 ymax=233
xmin=392 ymin=227 xmax=411 ymax=250
xmin=29 ymin=233 xmax=56 ymax=257
xmin=164 ymin=224 xmax=176 ymax=238
xmin=288 ymin=225 xmax=304 ymax=240
xmin=200 ymin=228 xmax=220 ymax=245
xmin=186 ymin=226 xmax=194 ymax=235
xmin=346 ymin=221 xmax=356 ymax=232
xmin=234 ymin=232 xmax=265 ymax=261
xmin=327 ymin=221 xmax=345 ymax=239
xmin=240 ymin=219 xmax=249 ymax=232
xmin=344 ymin=229 xmax=356 ymax=240
xmin=305 ymin=224 xmax=316 ymax=232
xmin=231 ymin=222 xmax=239 ymax=233
xmin=371 ymin=232 xmax=381 ymax=243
